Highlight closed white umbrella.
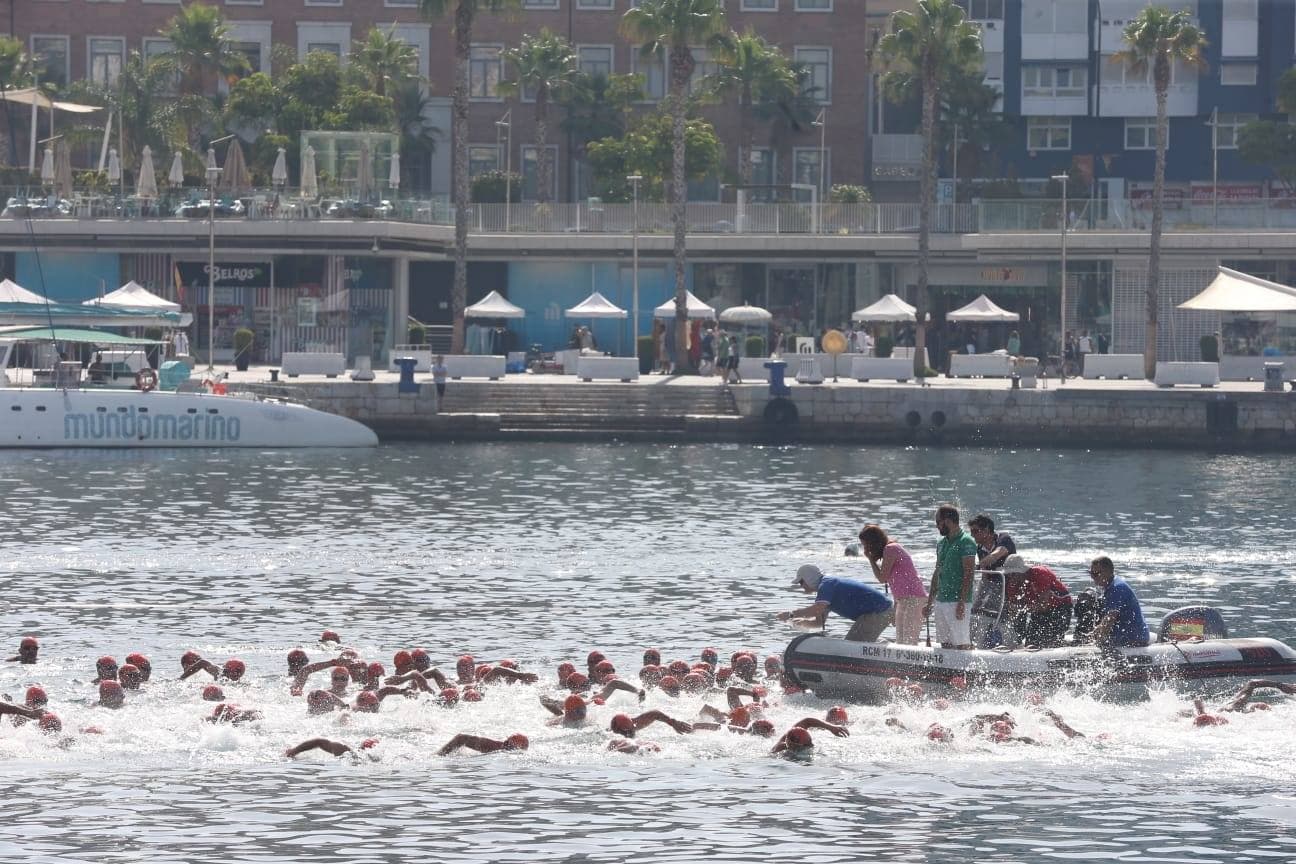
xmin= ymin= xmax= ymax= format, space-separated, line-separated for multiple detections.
xmin=54 ymin=138 xmax=73 ymax=199
xmin=719 ymin=303 xmax=773 ymax=325
xmin=271 ymin=147 xmax=288 ymax=188
xmin=300 ymin=145 xmax=318 ymax=198
xmin=40 ymin=146 xmax=55 ymax=184
xmin=107 ymin=147 xmax=121 ymax=183
xmin=137 ymin=145 xmax=158 ymax=198
xmin=219 ymin=138 xmax=249 ymax=194
xmin=168 ymin=151 xmax=185 ymax=186
xmin=356 ymin=140 xmax=374 ymax=201
xmin=388 ymin=152 xmax=400 ymax=191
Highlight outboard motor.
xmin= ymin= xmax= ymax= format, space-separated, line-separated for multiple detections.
xmin=1159 ymin=606 xmax=1229 ymax=642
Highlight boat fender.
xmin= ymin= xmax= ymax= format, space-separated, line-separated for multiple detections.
xmin=763 ymin=397 xmax=798 ymax=426
xmin=135 ymin=368 xmax=158 ymax=392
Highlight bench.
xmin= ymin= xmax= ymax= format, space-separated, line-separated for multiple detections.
xmin=281 ymin=352 xmax=346 ymax=378
xmin=575 ymin=355 xmax=639 ymax=382
xmin=389 ymin=347 xmax=432 ymax=373
xmin=948 ymin=353 xmax=1013 ymax=378
xmin=1155 ymin=361 xmax=1219 ymax=388
xmin=1083 ymin=353 xmax=1143 ymax=380
xmin=443 ymin=355 xmax=506 ymax=380
xmin=851 ymin=356 xmax=913 ymax=382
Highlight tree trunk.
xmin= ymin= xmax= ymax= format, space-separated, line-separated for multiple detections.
xmin=739 ymin=81 xmax=753 ymax=187
xmin=1146 ymin=57 xmax=1169 ymax=380
xmin=915 ymin=64 xmax=936 ymax=377
xmin=450 ymin=1 xmax=473 ymax=356
xmin=536 ymin=86 xmax=551 ymax=206
xmin=669 ymin=44 xmax=693 ymax=373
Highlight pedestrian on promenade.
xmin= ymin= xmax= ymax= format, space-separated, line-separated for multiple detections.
xmin=431 ymin=355 xmax=448 ymax=400
xmin=726 ymin=333 xmax=743 ymax=384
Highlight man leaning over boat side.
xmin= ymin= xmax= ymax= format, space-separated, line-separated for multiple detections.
xmin=969 ymin=513 xmax=1019 ymax=648
xmin=778 ymin=565 xmax=895 ymax=643
xmin=924 ymin=505 xmax=977 ymax=650
xmin=1087 ymin=556 xmax=1150 ymax=648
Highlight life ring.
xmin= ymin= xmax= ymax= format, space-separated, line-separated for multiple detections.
xmin=135 ymin=368 xmax=158 ymax=392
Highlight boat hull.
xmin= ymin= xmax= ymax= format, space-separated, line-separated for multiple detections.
xmin=0 ymin=388 xmax=378 ymax=448
xmin=784 ymin=633 xmax=1296 ymax=702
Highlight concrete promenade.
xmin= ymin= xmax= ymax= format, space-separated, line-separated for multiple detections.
xmin=215 ymin=364 xmax=1296 ymax=450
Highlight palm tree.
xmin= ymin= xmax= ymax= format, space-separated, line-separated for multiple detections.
xmin=420 ymin=0 xmax=520 ymax=355
xmin=622 ymin=0 xmax=729 ymax=372
xmin=0 ymin=36 xmax=32 ymax=166
xmin=707 ymin=28 xmax=797 ymax=188
xmin=351 ymin=27 xmax=419 ymax=99
xmin=1113 ymin=6 xmax=1207 ymax=380
xmin=500 ymin=29 xmax=578 ymax=207
xmin=157 ymin=3 xmax=247 ymax=97
xmin=878 ymin=0 xmax=981 ymax=376
xmin=395 ymin=80 xmax=442 ymax=194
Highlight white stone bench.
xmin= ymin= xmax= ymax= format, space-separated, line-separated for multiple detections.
xmin=389 ymin=347 xmax=432 ymax=373
xmin=282 ymin=352 xmax=346 ymax=378
xmin=576 ymin=355 xmax=639 ymax=382
xmin=444 ymin=355 xmax=506 ymax=380
xmin=949 ymin=353 xmax=1013 ymax=378
xmin=851 ymin=356 xmax=913 ymax=382
xmin=1083 ymin=353 xmax=1143 ymax=379
xmin=1155 ymin=361 xmax=1219 ymax=388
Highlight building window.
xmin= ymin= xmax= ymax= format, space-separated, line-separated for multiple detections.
xmin=225 ymin=0 xmax=263 ymax=6
xmin=795 ymin=0 xmax=832 ymax=10
xmin=469 ymin=144 xmax=501 ymax=177
xmin=794 ymin=46 xmax=831 ymax=103
xmin=688 ymin=46 xmax=720 ymax=93
xmin=1022 ymin=0 xmax=1085 ymax=34
xmin=960 ymin=0 xmax=1003 ymax=19
xmin=522 ymin=145 xmax=558 ymax=201
xmin=1124 ymin=117 xmax=1164 ymax=150
xmin=1214 ymin=113 xmax=1256 ymax=149
xmin=385 ymin=0 xmax=418 ymax=5
xmin=632 ymin=48 xmax=665 ymax=100
xmin=1224 ymin=0 xmax=1257 ymax=18
xmin=305 ymin=0 xmax=342 ymax=6
xmin=577 ymin=45 xmax=612 ymax=79
xmin=305 ymin=43 xmax=342 ymax=58
xmin=30 ymin=36 xmax=69 ymax=87
xmin=89 ymin=37 xmax=124 ymax=86
xmin=142 ymin=38 xmax=171 ymax=64
xmin=983 ymin=51 xmax=1004 ymax=82
xmin=793 ymin=147 xmax=828 ymax=190
xmin=524 ymin=0 xmax=559 ymax=7
xmin=1221 ymin=63 xmax=1257 ymax=86
xmin=1022 ymin=65 xmax=1086 ymax=98
xmin=577 ymin=0 xmax=613 ymax=8
xmin=1027 ymin=116 xmax=1070 ymax=150
xmin=742 ymin=0 xmax=778 ymax=10
xmin=232 ymin=41 xmax=262 ymax=75
xmin=470 ymin=44 xmax=503 ymax=99
xmin=751 ymin=147 xmax=776 ymax=201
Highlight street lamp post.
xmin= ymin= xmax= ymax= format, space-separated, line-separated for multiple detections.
xmin=496 ymin=110 xmax=512 ymax=231
xmin=812 ymin=108 xmax=827 ymax=233
xmin=627 ymin=174 xmax=643 ymax=348
xmin=1051 ymin=173 xmax=1069 ymax=382
xmin=206 ymin=134 xmax=236 ymax=372
xmin=1207 ymin=107 xmax=1219 ymax=228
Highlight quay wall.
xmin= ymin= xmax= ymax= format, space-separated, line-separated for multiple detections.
xmin=236 ymin=380 xmax=1296 ymax=450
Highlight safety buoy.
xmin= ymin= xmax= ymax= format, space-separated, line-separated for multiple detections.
xmin=135 ymin=368 xmax=158 ymax=392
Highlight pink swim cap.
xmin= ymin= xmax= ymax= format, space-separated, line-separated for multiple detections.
xmin=355 ymin=690 xmax=380 ymax=712
xmin=826 ymin=706 xmax=849 ymax=725
xmin=785 ymin=727 xmax=812 ymax=748
xmin=440 ymin=687 xmax=459 ymax=705
xmin=563 ymin=694 xmax=586 ymax=715
xmin=462 ymin=687 xmax=483 ymax=702
xmin=658 ymin=675 xmax=681 ymax=695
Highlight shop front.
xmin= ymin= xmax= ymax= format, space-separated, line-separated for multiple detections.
xmin=174 ymin=260 xmax=268 ymax=364
xmin=692 ymin=263 xmax=861 ymax=347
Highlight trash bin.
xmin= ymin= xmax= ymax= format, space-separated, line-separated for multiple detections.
xmin=1264 ymin=361 xmax=1284 ymax=392
xmin=764 ymin=360 xmax=790 ymax=397
xmin=395 ymin=356 xmax=420 ymax=394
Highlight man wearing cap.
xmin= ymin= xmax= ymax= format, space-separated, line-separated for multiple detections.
xmin=778 ymin=564 xmax=894 ymax=643
xmin=1001 ymin=555 xmax=1073 ymax=647
xmin=924 ymin=504 xmax=977 ymax=650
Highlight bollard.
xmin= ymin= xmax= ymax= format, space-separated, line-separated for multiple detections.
xmin=395 ymin=357 xmax=419 ymax=394
xmin=764 ymin=360 xmax=790 ymax=397
xmin=1264 ymin=361 xmax=1284 ymax=393
xmin=268 ymin=368 xmax=279 ymax=383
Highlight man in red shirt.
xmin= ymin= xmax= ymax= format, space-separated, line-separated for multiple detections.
xmin=1002 ymin=555 xmax=1072 ymax=647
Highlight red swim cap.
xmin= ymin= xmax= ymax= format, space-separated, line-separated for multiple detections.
xmin=906 ymin=683 xmax=926 ymax=699
xmin=785 ymin=727 xmax=813 ymax=748
xmin=932 ymin=697 xmax=952 ymax=711
xmin=98 ymin=680 xmax=124 ymax=707
xmin=307 ymin=689 xmax=335 ymax=710
xmin=366 ymin=662 xmax=385 ymax=682
xmin=658 ymin=675 xmax=681 ymax=695
xmin=475 ymin=664 xmax=494 ymax=681
xmin=610 ymin=713 xmax=636 ymax=736
xmin=202 ymin=684 xmax=225 ymax=702
xmin=729 ymin=706 xmax=751 ymax=727
xmin=20 ymin=636 xmax=38 ymax=650
xmin=410 ymin=649 xmax=430 ymax=671
xmin=751 ymin=685 xmax=768 ymax=700
xmin=990 ymin=720 xmax=1014 ymax=737
xmin=181 ymin=650 xmax=202 ymax=670
xmin=126 ymin=652 xmax=148 ymax=667
xmin=119 ymin=664 xmax=142 ymax=689
xmin=949 ymin=676 xmax=968 ymax=691
xmin=565 ymin=672 xmax=590 ymax=692
xmin=1194 ymin=713 xmax=1228 ymax=727
xmin=587 ymin=650 xmax=606 ymax=667
xmin=361 ymin=738 xmax=380 ymax=750
xmin=639 ymin=665 xmax=662 ymax=685
xmin=681 ymin=673 xmax=707 ymax=693
xmin=462 ymin=687 xmax=483 ymax=702
xmin=440 ymin=687 xmax=459 ymax=705
xmin=222 ymin=659 xmax=246 ymax=681
xmin=927 ymin=723 xmax=953 ymax=742
xmin=557 ymin=662 xmax=576 ymax=685
xmin=505 ymin=733 xmax=529 ymax=751
xmin=321 ymin=630 xmax=340 ymax=644
xmin=355 ymin=690 xmax=380 ymax=712
xmin=594 ymin=660 xmax=616 ymax=682
xmin=330 ymin=666 xmax=350 ymax=682
xmin=700 ymin=647 xmax=719 ymax=665
xmin=734 ymin=653 xmax=756 ymax=668
xmin=38 ymin=713 xmax=62 ymax=733
xmin=96 ymin=656 xmax=118 ymax=676
xmin=25 ymin=685 xmax=48 ymax=706
xmin=884 ymin=676 xmax=905 ymax=690
xmin=667 ymin=660 xmax=690 ymax=677
xmin=563 ymin=694 xmax=586 ymax=715
xmin=643 ymin=648 xmax=661 ymax=666
xmin=765 ymin=655 xmax=782 ymax=669
xmin=826 ymin=706 xmax=849 ymax=725
xmin=716 ymin=667 xmax=733 ymax=684
xmin=751 ymin=719 xmax=775 ymax=737
xmin=455 ymin=655 xmax=474 ymax=675
xmin=498 ymin=658 xmax=518 ymax=669
xmin=287 ymin=648 xmax=308 ymax=671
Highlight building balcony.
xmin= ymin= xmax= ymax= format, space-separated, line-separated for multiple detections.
xmin=1099 ymin=82 xmax=1197 ymax=118
xmin=1021 ymin=33 xmax=1088 ymax=62
xmin=1021 ymin=93 xmax=1088 ymax=116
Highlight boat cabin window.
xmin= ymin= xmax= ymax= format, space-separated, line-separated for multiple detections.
xmin=207 ymin=409 xmax=219 ymax=415
xmin=96 ymin=407 xmax=107 ymax=413
xmin=186 ymin=408 xmax=197 ymax=415
xmin=10 ymin=405 xmax=19 ymax=411
xmin=35 ymin=406 xmax=46 ymax=412
xmin=117 ymin=407 xmax=128 ymax=413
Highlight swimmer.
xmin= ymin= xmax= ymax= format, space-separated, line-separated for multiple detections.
xmin=97 ymin=680 xmax=125 ymax=709
xmin=825 ymin=706 xmax=850 ymax=726
xmin=392 ymin=651 xmax=415 ymax=676
xmin=638 ymin=665 xmax=662 ymax=689
xmin=587 ymin=651 xmax=608 ymax=676
xmin=764 ymin=655 xmax=783 ymax=679
xmin=595 ymin=678 xmax=647 ymax=703
xmin=700 ymin=647 xmax=719 ymax=666
xmin=436 ymin=733 xmax=529 ymax=755
xmin=328 ymin=666 xmax=351 ymax=696
xmin=92 ymin=656 xmax=118 ymax=683
xmin=1191 ymin=697 xmax=1229 ymax=727
xmin=608 ymin=710 xmax=694 ymax=738
xmin=6 ymin=636 xmax=38 ymax=664
xmin=455 ymin=655 xmax=477 ymax=685
xmin=208 ymin=703 xmax=263 ymax=725
xmin=540 ymin=694 xmax=589 ymax=727
xmin=1223 ymin=678 xmax=1296 ymax=712
xmin=125 ymin=653 xmax=152 ymax=681
xmin=119 ymin=663 xmax=143 ymax=690
xmin=320 ymin=630 xmax=341 ymax=645
xmin=306 ymin=689 xmax=348 ymax=715
xmin=733 ymin=654 xmax=759 ymax=683
xmin=180 ymin=658 xmax=247 ymax=682
xmin=475 ymin=664 xmax=541 ymax=686
xmin=202 ymin=685 xmax=225 ymax=702
xmin=383 ymin=672 xmax=435 ymax=694
xmin=410 ymin=648 xmax=431 ymax=672
xmin=286 ymin=737 xmax=380 ymax=759
xmin=0 ymin=701 xmax=47 ymax=723
xmin=770 ymin=726 xmax=815 ymax=757
xmin=287 ymin=648 xmax=310 ymax=676
xmin=180 ymin=650 xmax=202 ymax=672
xmin=643 ymin=648 xmax=662 ymax=667
xmin=1039 ymin=708 xmax=1085 ymax=739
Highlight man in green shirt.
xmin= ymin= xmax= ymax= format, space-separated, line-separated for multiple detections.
xmin=923 ymin=503 xmax=977 ymax=649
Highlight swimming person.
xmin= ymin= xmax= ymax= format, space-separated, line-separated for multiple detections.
xmin=286 ymin=738 xmax=380 ymax=759
xmin=778 ymin=564 xmax=895 ymax=642
xmin=6 ymin=636 xmax=39 ymax=664
xmin=436 ymin=733 xmax=529 ymax=755
xmin=1087 ymin=556 xmax=1149 ymax=647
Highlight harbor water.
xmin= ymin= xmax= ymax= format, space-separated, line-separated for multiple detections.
xmin=2 ymin=443 xmax=1294 ymax=863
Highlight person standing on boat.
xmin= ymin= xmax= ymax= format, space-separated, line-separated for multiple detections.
xmin=1087 ymin=556 xmax=1149 ymax=648
xmin=778 ymin=564 xmax=894 ymax=642
xmin=1001 ymin=555 xmax=1072 ymax=647
xmin=859 ymin=525 xmax=926 ymax=645
xmin=968 ymin=514 xmax=1019 ymax=648
xmin=925 ymin=505 xmax=977 ymax=650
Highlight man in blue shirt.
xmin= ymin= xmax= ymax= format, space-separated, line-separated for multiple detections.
xmin=1088 ymin=556 xmax=1149 ymax=647
xmin=778 ymin=564 xmax=895 ymax=642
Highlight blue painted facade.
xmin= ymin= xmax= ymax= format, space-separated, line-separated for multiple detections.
xmin=16 ymin=252 xmax=121 ymax=302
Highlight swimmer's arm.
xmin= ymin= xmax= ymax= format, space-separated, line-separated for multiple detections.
xmin=374 ymin=685 xmax=418 ymax=702
xmin=437 ymin=734 xmax=504 ymax=755
xmin=384 ymin=672 xmax=428 ymax=688
xmin=422 ymin=668 xmax=452 ymax=689
xmin=697 ymin=704 xmax=727 ymax=721
xmin=769 ymin=733 xmax=791 ymax=755
xmin=1041 ymin=709 xmax=1084 ymax=739
xmin=634 ymin=710 xmax=692 ymax=734
xmin=598 ymin=680 xmax=646 ymax=702
xmin=690 ymin=721 xmax=724 ymax=732
xmin=794 ymin=718 xmax=849 ymax=738
xmin=1225 ymin=679 xmax=1296 ymax=711
xmin=0 ymin=702 xmax=43 ymax=719
xmin=483 ymin=667 xmax=540 ymax=685
xmin=286 ymin=738 xmax=352 ymax=758
xmin=179 ymin=658 xmax=220 ymax=680
xmin=725 ymin=686 xmax=760 ymax=709
xmin=538 ymin=695 xmax=564 ymax=716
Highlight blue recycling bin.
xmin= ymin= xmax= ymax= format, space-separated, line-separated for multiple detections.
xmin=764 ymin=360 xmax=790 ymax=396
xmin=395 ymin=357 xmax=420 ymax=394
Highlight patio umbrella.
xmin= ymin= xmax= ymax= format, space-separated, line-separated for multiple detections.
xmin=167 ymin=151 xmax=185 ymax=186
xmin=136 ymin=145 xmax=158 ymax=198
xmin=106 ymin=147 xmax=120 ymax=184
xmin=271 ymin=147 xmax=288 ymax=189
xmin=300 ymin=145 xmax=318 ymax=198
xmin=220 ymin=138 xmax=249 ymax=194
xmin=40 ymin=146 xmax=54 ymax=184
xmin=356 ymin=140 xmax=374 ymax=202
xmin=852 ymin=293 xmax=917 ymax=322
xmin=388 ymin=152 xmax=400 ymax=191
xmin=53 ymin=138 xmax=73 ymax=199
xmin=718 ymin=303 xmax=773 ymax=325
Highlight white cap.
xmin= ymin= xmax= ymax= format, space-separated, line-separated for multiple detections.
xmin=1002 ymin=554 xmax=1029 ymax=575
xmin=792 ymin=564 xmax=824 ymax=590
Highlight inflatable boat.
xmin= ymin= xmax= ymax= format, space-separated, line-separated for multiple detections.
xmin=783 ymin=606 xmax=1296 ymax=702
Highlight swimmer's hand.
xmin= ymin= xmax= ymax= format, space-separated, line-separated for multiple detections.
xmin=667 ymin=718 xmax=693 ymax=734
xmin=775 ymin=611 xmax=791 ymax=622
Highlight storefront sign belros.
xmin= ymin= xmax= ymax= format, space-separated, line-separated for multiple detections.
xmin=175 ymin=261 xmax=269 ymax=287
xmin=925 ymin=263 xmax=1048 ymax=287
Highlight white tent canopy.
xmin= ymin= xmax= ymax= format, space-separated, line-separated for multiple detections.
xmin=0 ymin=278 xmax=50 ymax=304
xmin=719 ymin=303 xmax=773 ymax=324
xmin=653 ymin=290 xmax=715 ymax=320
xmin=565 ymin=291 xmax=627 ymax=319
xmin=852 ymin=293 xmax=917 ymax=322
xmin=83 ymin=280 xmax=181 ymax=312
xmin=946 ymin=294 xmax=1020 ymax=323
xmin=1178 ymin=266 xmax=1296 ymax=312
xmin=465 ymin=290 xmax=525 ymax=319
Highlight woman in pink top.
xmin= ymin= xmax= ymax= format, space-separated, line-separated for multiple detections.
xmin=860 ymin=524 xmax=926 ymax=645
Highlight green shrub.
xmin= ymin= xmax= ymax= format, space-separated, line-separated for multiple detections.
xmin=875 ymin=334 xmax=894 ymax=358
xmin=471 ymin=170 xmax=522 ymax=203
xmin=829 ymin=184 xmax=872 ymax=203
xmin=745 ymin=335 xmax=766 ymax=357
xmin=637 ymin=334 xmax=655 ymax=374
xmin=407 ymin=323 xmax=427 ymax=345
xmin=233 ymin=328 xmax=254 ymax=355
xmin=1200 ymin=333 xmax=1219 ymax=362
